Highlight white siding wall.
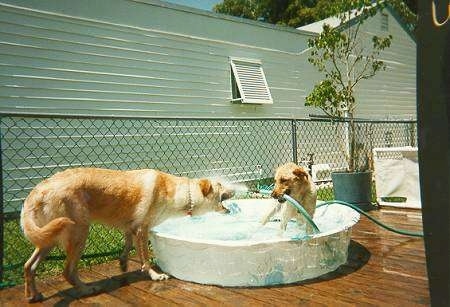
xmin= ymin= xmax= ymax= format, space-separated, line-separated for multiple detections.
xmin=0 ymin=0 xmax=323 ymax=118
xmin=354 ymin=9 xmax=416 ymax=119
xmin=0 ymin=1 xmax=416 ymax=119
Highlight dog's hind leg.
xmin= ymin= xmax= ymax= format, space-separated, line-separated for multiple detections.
xmin=62 ymin=223 xmax=98 ymax=295
xmin=134 ymin=226 xmax=169 ymax=281
xmin=24 ymin=247 xmax=51 ymax=302
xmin=119 ymin=231 xmax=133 ymax=272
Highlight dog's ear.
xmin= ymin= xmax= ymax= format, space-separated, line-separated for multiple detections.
xmin=199 ymin=179 xmax=213 ymax=197
xmin=292 ymin=167 xmax=308 ymax=180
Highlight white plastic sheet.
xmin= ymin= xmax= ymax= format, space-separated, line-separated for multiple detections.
xmin=373 ymin=146 xmax=421 ymax=208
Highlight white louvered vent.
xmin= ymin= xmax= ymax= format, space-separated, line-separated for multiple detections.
xmin=230 ymin=58 xmax=273 ymax=104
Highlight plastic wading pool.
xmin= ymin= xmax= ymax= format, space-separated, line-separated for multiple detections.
xmin=150 ymin=199 xmax=360 ymax=287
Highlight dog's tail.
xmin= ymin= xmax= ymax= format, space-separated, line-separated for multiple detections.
xmin=20 ymin=192 xmax=75 ymax=248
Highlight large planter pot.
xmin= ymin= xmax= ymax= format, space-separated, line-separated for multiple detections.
xmin=331 ymin=171 xmax=373 ymax=211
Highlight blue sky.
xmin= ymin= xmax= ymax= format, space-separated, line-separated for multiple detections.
xmin=164 ymin=0 xmax=222 ymax=11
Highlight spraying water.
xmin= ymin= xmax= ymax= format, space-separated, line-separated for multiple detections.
xmin=228 ymin=182 xmax=249 ymax=197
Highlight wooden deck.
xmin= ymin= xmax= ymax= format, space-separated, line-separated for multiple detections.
xmin=0 ymin=207 xmax=429 ymax=306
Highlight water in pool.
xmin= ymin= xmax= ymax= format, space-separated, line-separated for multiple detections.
xmin=152 ymin=200 xmax=347 ymax=243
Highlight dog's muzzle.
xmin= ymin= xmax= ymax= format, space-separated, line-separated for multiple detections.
xmin=277 ymin=196 xmax=286 ymax=203
xmin=218 ymin=190 xmax=234 ymax=214
xmin=272 ymin=189 xmax=290 ymax=203
xmin=220 ymin=190 xmax=235 ymax=202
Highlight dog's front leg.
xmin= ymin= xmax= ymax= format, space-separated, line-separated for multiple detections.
xmin=134 ymin=226 xmax=169 ymax=281
xmin=260 ymin=202 xmax=281 ymax=225
xmin=280 ymin=204 xmax=296 ymax=232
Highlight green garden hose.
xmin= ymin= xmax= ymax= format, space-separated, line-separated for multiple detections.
xmin=258 ymin=188 xmax=424 ymax=238
xmin=317 ymin=200 xmax=424 ymax=237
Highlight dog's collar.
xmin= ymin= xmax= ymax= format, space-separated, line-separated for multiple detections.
xmin=186 ymin=179 xmax=194 ymax=216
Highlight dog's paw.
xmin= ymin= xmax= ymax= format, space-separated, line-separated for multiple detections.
xmin=149 ymin=271 xmax=169 ymax=281
xmin=27 ymin=292 xmax=44 ymax=303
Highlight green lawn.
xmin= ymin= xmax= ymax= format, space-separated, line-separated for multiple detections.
xmin=2 ymin=219 xmax=124 ymax=287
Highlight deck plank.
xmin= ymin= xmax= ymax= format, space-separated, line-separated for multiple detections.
xmin=39 ymin=271 xmax=130 ymax=306
xmin=264 ymin=285 xmax=357 ymax=306
xmin=91 ymin=258 xmax=267 ymax=306
xmin=0 ymin=207 xmax=430 ymax=305
xmin=230 ymin=286 xmax=309 ymax=305
xmin=79 ymin=269 xmax=174 ymax=306
xmin=167 ymin=278 xmax=268 ymax=306
xmin=310 ymin=271 xmax=428 ymax=305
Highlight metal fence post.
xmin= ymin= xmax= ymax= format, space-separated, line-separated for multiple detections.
xmin=291 ymin=120 xmax=298 ymax=164
xmin=0 ymin=119 xmax=4 ymax=286
xmin=410 ymin=122 xmax=416 ymax=147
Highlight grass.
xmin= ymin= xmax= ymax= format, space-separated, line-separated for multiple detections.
xmin=2 ymin=219 xmax=124 ymax=287
xmin=381 ymin=196 xmax=407 ymax=202
xmin=317 ymin=186 xmax=334 ymax=201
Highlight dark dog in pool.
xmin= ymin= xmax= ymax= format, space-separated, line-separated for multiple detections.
xmin=261 ymin=163 xmax=317 ymax=231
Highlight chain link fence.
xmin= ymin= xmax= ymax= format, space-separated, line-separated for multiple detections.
xmin=0 ymin=114 xmax=416 ymax=287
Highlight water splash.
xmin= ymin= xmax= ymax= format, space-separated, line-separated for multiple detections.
xmin=212 ymin=178 xmax=249 ymax=198
xmin=230 ymin=183 xmax=249 ymax=197
xmin=226 ymin=202 xmax=242 ymax=215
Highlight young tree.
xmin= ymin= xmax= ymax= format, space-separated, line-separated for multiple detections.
xmin=305 ymin=0 xmax=392 ymax=172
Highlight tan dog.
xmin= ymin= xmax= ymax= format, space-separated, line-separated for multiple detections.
xmin=20 ymin=167 xmax=234 ymax=302
xmin=261 ymin=163 xmax=317 ymax=232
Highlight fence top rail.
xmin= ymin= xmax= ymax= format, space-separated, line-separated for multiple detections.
xmin=0 ymin=112 xmax=295 ymax=121
xmin=306 ymin=115 xmax=417 ymax=124
xmin=0 ymin=112 xmax=417 ymax=124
